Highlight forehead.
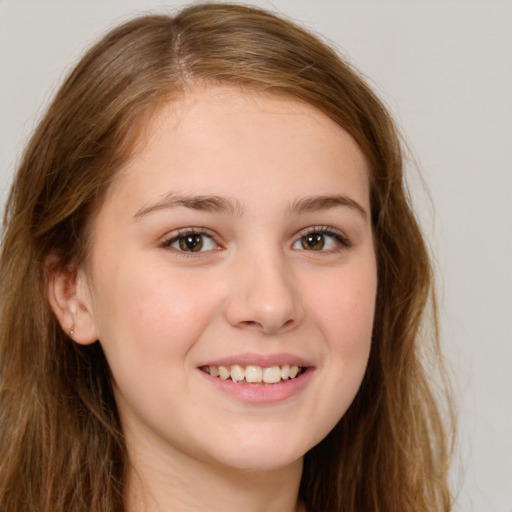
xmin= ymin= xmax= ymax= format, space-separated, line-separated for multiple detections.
xmin=101 ymin=85 xmax=370 ymax=215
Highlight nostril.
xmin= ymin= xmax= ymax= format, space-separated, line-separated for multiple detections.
xmin=239 ymin=320 xmax=259 ymax=329
xmin=237 ymin=318 xmax=295 ymax=334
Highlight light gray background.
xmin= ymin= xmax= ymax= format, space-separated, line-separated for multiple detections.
xmin=1 ymin=1 xmax=510 ymax=511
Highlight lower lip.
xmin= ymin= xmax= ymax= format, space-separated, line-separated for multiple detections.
xmin=199 ymin=368 xmax=314 ymax=405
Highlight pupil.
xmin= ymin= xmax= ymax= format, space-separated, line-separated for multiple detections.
xmin=179 ymin=234 xmax=203 ymax=252
xmin=303 ymin=233 xmax=324 ymax=250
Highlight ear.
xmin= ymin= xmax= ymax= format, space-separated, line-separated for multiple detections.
xmin=47 ymin=259 xmax=99 ymax=345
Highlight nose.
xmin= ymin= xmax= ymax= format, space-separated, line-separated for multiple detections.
xmin=224 ymin=251 xmax=304 ymax=335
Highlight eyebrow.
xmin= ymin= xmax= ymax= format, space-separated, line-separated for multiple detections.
xmin=133 ymin=193 xmax=244 ymax=220
xmin=288 ymin=194 xmax=368 ymax=218
xmin=133 ymin=192 xmax=367 ymax=220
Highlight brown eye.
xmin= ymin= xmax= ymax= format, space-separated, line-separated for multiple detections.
xmin=292 ymin=229 xmax=350 ymax=252
xmin=162 ymin=231 xmax=218 ymax=253
xmin=301 ymin=233 xmax=324 ymax=250
xmin=178 ymin=234 xmax=204 ymax=252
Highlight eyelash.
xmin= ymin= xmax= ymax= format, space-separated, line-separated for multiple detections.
xmin=159 ymin=228 xmax=222 ymax=256
xmin=159 ymin=226 xmax=351 ymax=255
xmin=293 ymin=226 xmax=351 ymax=252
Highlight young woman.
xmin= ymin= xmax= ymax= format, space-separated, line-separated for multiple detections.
xmin=0 ymin=3 xmax=454 ymax=511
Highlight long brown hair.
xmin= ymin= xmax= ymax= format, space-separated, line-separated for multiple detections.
xmin=0 ymin=4 xmax=454 ymax=511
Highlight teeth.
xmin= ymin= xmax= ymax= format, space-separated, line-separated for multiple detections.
xmin=230 ymin=364 xmax=244 ymax=383
xmin=245 ymin=365 xmax=262 ymax=383
xmin=263 ymin=366 xmax=282 ymax=383
xmin=203 ymin=364 xmax=304 ymax=384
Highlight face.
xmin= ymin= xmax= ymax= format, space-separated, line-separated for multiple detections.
xmin=79 ymin=86 xmax=377 ymax=472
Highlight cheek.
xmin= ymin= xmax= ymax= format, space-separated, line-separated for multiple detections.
xmin=290 ymin=261 xmax=376 ymax=444
xmin=89 ymin=261 xmax=226 ymax=429
xmin=307 ymin=259 xmax=377 ymax=369
xmin=92 ymin=260 xmax=223 ymax=362
xmin=316 ymin=258 xmax=375 ymax=320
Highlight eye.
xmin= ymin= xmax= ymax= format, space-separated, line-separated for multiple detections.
xmin=292 ymin=228 xmax=350 ymax=252
xmin=161 ymin=230 xmax=219 ymax=253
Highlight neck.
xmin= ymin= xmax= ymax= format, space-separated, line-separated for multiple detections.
xmin=125 ymin=437 xmax=305 ymax=512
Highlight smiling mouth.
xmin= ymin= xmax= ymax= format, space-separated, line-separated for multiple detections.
xmin=201 ymin=364 xmax=306 ymax=384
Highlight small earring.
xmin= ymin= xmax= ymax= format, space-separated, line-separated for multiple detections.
xmin=67 ymin=328 xmax=74 ymax=337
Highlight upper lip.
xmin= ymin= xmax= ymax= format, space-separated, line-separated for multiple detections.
xmin=197 ymin=352 xmax=314 ymax=368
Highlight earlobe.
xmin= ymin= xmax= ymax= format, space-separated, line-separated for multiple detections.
xmin=47 ymin=262 xmax=99 ymax=345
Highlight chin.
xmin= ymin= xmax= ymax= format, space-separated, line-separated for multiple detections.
xmin=212 ymin=450 xmax=304 ymax=473
xmin=196 ymin=429 xmax=313 ymax=473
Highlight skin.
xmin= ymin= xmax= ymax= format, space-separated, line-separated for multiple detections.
xmin=49 ymin=86 xmax=377 ymax=512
